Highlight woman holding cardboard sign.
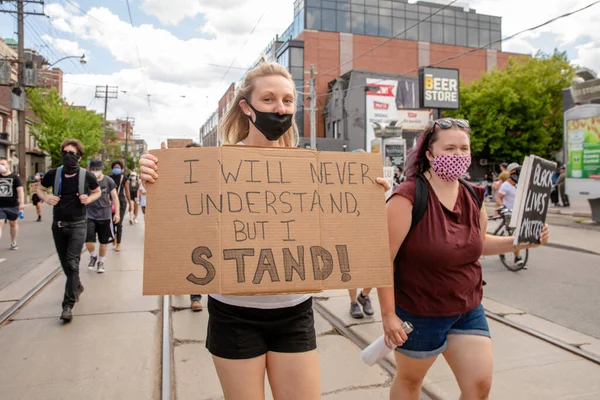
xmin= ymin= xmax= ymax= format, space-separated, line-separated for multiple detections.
xmin=380 ymin=118 xmax=550 ymax=400
xmin=140 ymin=62 xmax=390 ymax=400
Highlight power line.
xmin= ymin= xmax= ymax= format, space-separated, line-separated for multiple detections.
xmin=124 ymin=0 xmax=152 ymax=112
xmin=316 ymin=0 xmax=459 ymax=79
xmin=317 ymin=0 xmax=600 ymax=101
xmin=214 ymin=10 xmax=266 ymax=90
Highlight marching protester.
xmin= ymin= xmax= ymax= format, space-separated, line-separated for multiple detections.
xmin=496 ymin=162 xmax=524 ymax=267
xmin=380 ymin=119 xmax=550 ymax=400
xmin=86 ymin=160 xmax=120 ymax=273
xmin=138 ymin=182 xmax=147 ymax=215
xmin=0 ymin=158 xmax=24 ymax=249
xmin=556 ymin=165 xmax=570 ymax=207
xmin=109 ymin=160 xmax=130 ymax=252
xmin=37 ymin=139 xmax=101 ymax=322
xmin=31 ymin=172 xmax=44 ymax=222
xmin=140 ymin=62 xmax=390 ymax=399
xmin=128 ymin=172 xmax=140 ymax=224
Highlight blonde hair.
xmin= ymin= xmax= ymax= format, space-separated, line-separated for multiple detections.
xmin=219 ymin=62 xmax=299 ymax=148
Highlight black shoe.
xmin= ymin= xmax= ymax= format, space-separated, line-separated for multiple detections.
xmin=75 ymin=284 xmax=84 ymax=302
xmin=350 ymin=302 xmax=364 ymax=319
xmin=36 ymin=215 xmax=41 ymax=222
xmin=88 ymin=255 xmax=98 ymax=270
xmin=60 ymin=307 xmax=73 ymax=322
xmin=357 ymin=292 xmax=375 ymax=316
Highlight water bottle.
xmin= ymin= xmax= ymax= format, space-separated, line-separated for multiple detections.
xmin=19 ymin=210 xmax=24 ymax=220
xmin=360 ymin=321 xmax=413 ymax=366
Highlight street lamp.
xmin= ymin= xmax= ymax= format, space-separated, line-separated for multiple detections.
xmin=46 ymin=54 xmax=87 ymax=68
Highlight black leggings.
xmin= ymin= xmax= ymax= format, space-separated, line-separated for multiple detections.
xmin=113 ymin=196 xmax=128 ymax=244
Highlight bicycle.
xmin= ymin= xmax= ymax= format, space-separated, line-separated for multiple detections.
xmin=488 ymin=206 xmax=528 ymax=271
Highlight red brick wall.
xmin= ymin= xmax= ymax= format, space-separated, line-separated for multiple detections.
xmin=297 ymin=31 xmax=525 ymax=139
xmin=218 ymin=83 xmax=236 ymax=119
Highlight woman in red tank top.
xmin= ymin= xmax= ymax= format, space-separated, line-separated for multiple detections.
xmin=379 ymin=119 xmax=550 ymax=400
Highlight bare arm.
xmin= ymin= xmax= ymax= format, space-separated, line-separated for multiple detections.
xmin=480 ymin=206 xmax=549 ymax=255
xmin=38 ymin=185 xmax=60 ymax=205
xmin=124 ymin=180 xmax=131 ymax=202
xmin=17 ymin=186 xmax=24 ymax=210
xmin=80 ymin=186 xmax=101 ymax=205
xmin=496 ymin=192 xmax=505 ymax=207
xmin=110 ymin=188 xmax=120 ymax=217
xmin=378 ymin=194 xmax=412 ymax=348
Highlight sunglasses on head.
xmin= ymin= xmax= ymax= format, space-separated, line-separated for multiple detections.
xmin=434 ymin=118 xmax=470 ymax=129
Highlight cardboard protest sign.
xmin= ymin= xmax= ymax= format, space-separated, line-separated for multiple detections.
xmin=509 ymin=155 xmax=557 ymax=245
xmin=167 ymin=139 xmax=193 ymax=149
xmin=143 ymin=146 xmax=393 ymax=295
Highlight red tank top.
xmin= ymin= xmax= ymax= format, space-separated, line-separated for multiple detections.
xmin=391 ymin=178 xmax=485 ymax=316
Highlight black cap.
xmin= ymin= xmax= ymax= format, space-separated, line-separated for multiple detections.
xmin=90 ymin=159 xmax=103 ymax=170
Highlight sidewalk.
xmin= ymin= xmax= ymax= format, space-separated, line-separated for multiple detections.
xmin=315 ymin=290 xmax=600 ymax=400
xmin=0 ymin=222 xmax=161 ymax=399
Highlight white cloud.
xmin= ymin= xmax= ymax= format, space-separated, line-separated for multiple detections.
xmin=41 ymin=34 xmax=87 ymax=59
xmin=470 ymin=0 xmax=600 ymax=71
xmin=139 ymin=0 xmax=261 ymax=26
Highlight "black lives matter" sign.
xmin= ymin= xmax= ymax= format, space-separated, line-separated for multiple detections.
xmin=419 ymin=67 xmax=460 ymax=109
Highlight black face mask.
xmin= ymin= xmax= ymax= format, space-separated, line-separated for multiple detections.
xmin=245 ymin=100 xmax=293 ymax=141
xmin=62 ymin=152 xmax=80 ymax=174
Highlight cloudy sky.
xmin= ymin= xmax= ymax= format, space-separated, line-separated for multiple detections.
xmin=0 ymin=0 xmax=598 ymax=150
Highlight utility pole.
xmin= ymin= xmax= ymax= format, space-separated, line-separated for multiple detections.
xmin=309 ymin=64 xmax=316 ymax=149
xmin=1 ymin=0 xmax=46 ymax=180
xmin=119 ymin=116 xmax=135 ymax=170
xmin=95 ymin=85 xmax=118 ymax=161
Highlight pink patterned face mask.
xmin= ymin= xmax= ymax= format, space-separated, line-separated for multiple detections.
xmin=432 ymin=155 xmax=472 ymax=182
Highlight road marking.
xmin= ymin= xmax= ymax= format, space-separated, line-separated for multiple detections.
xmin=0 ymin=259 xmax=5 ymax=263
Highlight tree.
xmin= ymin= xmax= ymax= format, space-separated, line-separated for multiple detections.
xmin=444 ymin=50 xmax=575 ymax=163
xmin=27 ymin=88 xmax=105 ymax=167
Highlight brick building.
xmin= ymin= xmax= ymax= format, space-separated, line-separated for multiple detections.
xmin=201 ymin=0 xmax=524 ymax=150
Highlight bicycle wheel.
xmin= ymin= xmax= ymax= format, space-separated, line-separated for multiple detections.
xmin=498 ymin=226 xmax=529 ymax=272
xmin=499 ymin=248 xmax=529 ymax=271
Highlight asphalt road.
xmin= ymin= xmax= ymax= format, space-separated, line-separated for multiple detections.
xmin=482 ymin=245 xmax=600 ymax=339
xmin=0 ymin=204 xmax=56 ymax=291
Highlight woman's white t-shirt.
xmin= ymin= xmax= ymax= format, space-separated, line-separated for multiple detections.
xmin=209 ymin=141 xmax=312 ymax=309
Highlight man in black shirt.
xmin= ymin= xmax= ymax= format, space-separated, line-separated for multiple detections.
xmin=0 ymin=158 xmax=24 ymax=249
xmin=37 ymin=139 xmax=101 ymax=322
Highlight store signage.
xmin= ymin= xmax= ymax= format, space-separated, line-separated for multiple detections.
xmin=419 ymin=67 xmax=460 ymax=109
xmin=397 ymin=109 xmax=431 ymax=131
xmin=570 ymin=79 xmax=600 ymax=104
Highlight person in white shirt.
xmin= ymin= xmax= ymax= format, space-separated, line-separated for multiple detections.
xmin=496 ymin=162 xmax=524 ymax=267
xmin=140 ymin=62 xmax=390 ymax=400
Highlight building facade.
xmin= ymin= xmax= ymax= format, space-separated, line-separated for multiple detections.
xmin=204 ymin=0 xmax=523 ymax=151
xmin=199 ymin=111 xmax=218 ymax=147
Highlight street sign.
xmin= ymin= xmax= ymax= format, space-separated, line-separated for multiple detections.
xmin=418 ymin=67 xmax=460 ymax=109
xmin=570 ymin=79 xmax=600 ymax=104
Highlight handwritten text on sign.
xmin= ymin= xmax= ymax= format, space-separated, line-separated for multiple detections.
xmin=143 ymin=146 xmax=392 ymax=296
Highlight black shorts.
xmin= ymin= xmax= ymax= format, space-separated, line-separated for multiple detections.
xmin=206 ymin=297 xmax=317 ymax=360
xmin=32 ymin=194 xmax=42 ymax=205
xmin=86 ymin=219 xmax=113 ymax=244
xmin=0 ymin=207 xmax=19 ymax=221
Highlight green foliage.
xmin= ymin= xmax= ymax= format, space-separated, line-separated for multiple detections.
xmin=27 ymin=88 xmax=104 ymax=168
xmin=444 ymin=50 xmax=575 ymax=163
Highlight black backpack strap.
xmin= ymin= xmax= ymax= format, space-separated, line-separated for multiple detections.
xmin=458 ymin=178 xmax=482 ymax=209
xmin=410 ymin=173 xmax=428 ymax=232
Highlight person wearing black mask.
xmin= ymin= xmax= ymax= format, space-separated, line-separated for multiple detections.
xmin=37 ymin=139 xmax=101 ymax=322
xmin=140 ymin=62 xmax=391 ymax=400
xmin=108 ymin=160 xmax=131 ymax=252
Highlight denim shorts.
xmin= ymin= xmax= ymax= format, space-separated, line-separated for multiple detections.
xmin=395 ymin=303 xmax=490 ymax=360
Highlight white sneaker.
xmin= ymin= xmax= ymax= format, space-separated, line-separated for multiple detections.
xmin=134 ymin=218 xmax=138 ymax=224
xmin=97 ymin=262 xmax=105 ymax=273
xmin=10 ymin=242 xmax=18 ymax=250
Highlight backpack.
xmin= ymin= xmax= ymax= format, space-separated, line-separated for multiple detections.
xmin=389 ymin=173 xmax=482 ymax=234
xmin=53 ymin=166 xmax=87 ymax=196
